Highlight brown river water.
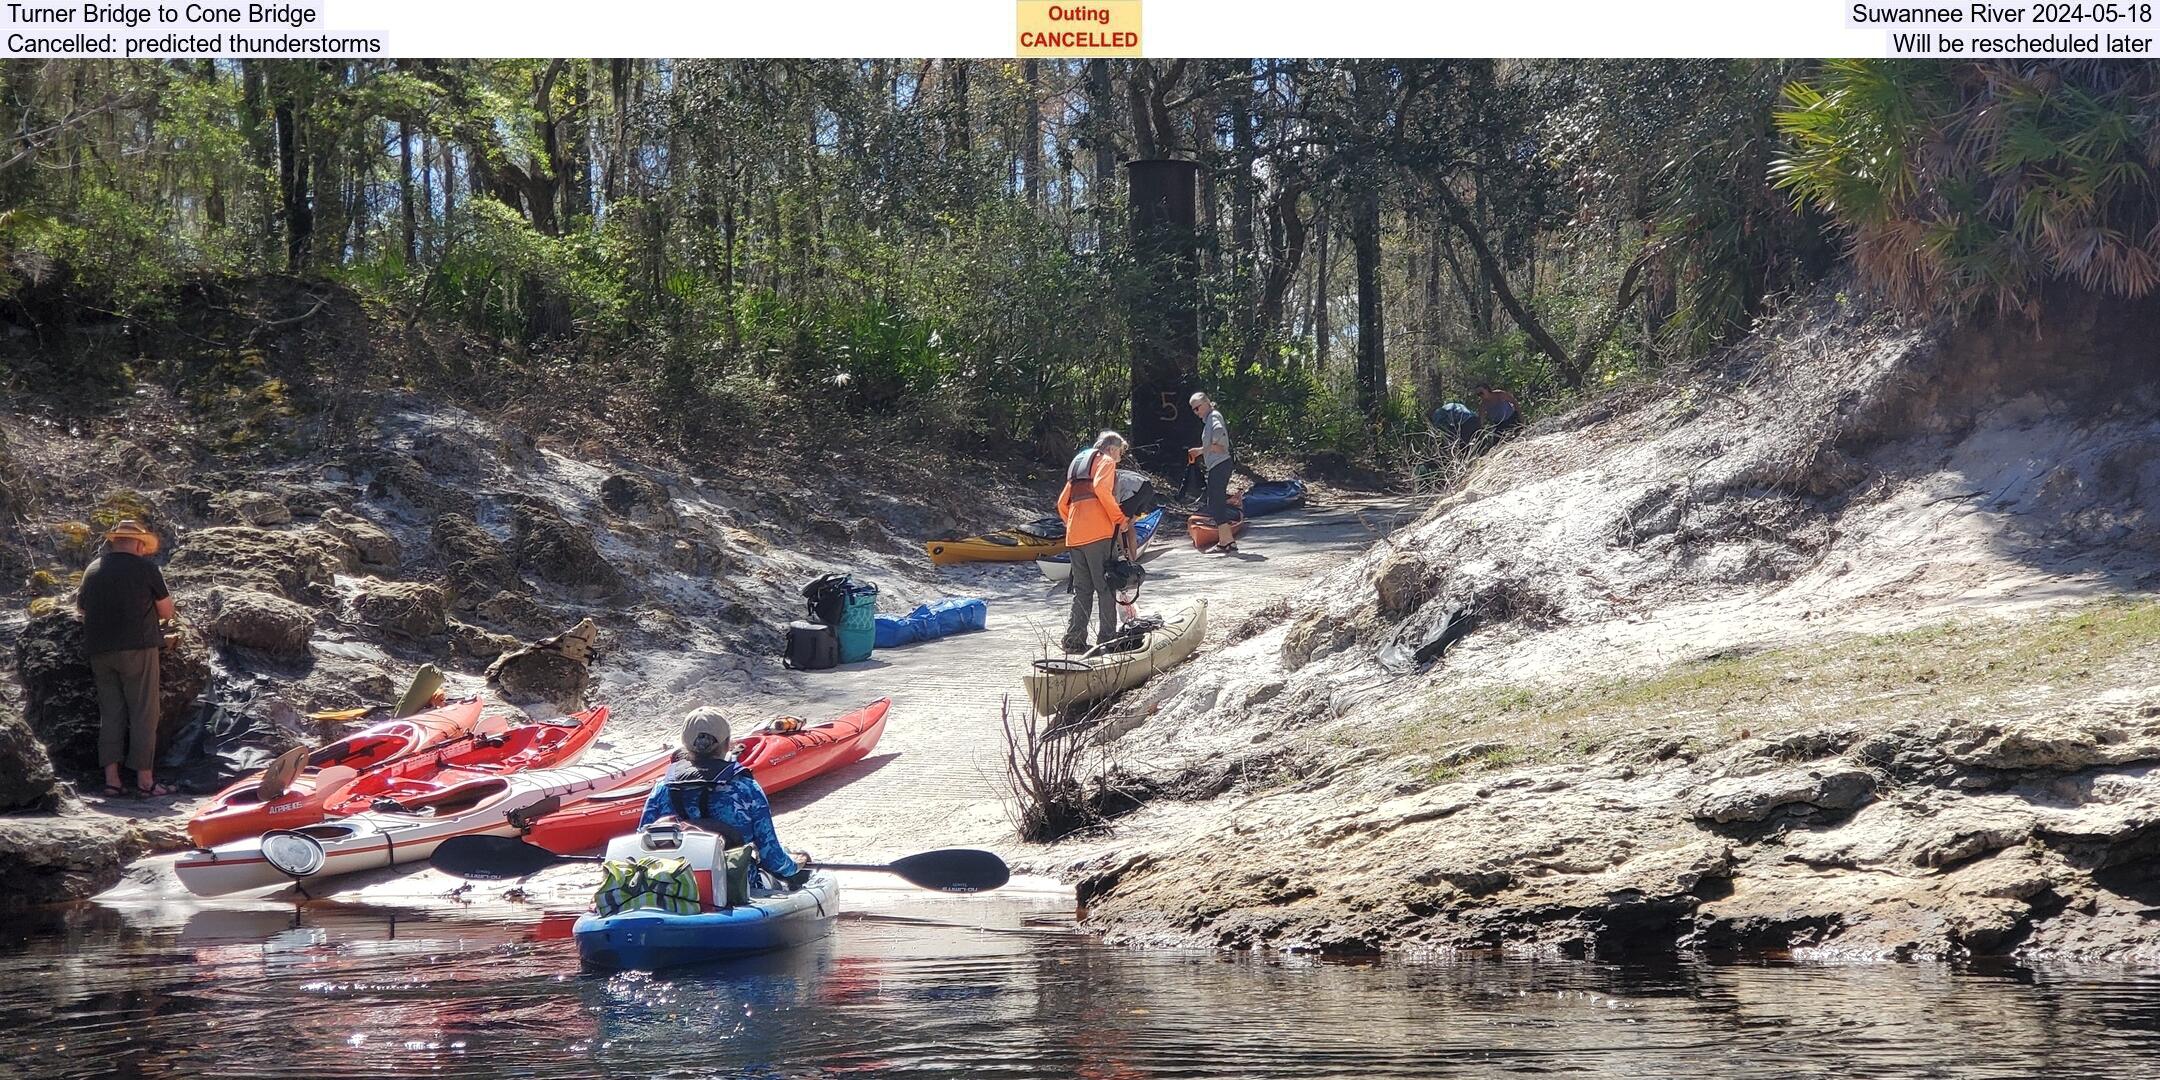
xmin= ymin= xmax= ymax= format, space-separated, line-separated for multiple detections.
xmin=3 ymin=886 xmax=2159 ymax=1079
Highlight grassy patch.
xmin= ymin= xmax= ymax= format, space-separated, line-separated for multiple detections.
xmin=27 ymin=566 xmax=81 ymax=597
xmin=48 ymin=520 xmax=96 ymax=562
xmin=89 ymin=490 xmax=156 ymax=530
xmin=1397 ymin=599 xmax=2160 ymax=771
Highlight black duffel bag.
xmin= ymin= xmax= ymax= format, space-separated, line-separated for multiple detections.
xmin=783 ymin=620 xmax=840 ymax=671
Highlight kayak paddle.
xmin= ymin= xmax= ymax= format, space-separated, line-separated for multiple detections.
xmin=430 ymin=835 xmax=1011 ymax=892
xmin=809 ymin=850 xmax=1010 ymax=892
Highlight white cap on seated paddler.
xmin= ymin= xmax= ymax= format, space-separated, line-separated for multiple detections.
xmin=638 ymin=705 xmax=811 ymax=889
xmin=679 ymin=707 xmax=732 ymax=762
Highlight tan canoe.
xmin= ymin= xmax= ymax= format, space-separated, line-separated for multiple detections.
xmin=1023 ymin=600 xmax=1207 ymax=715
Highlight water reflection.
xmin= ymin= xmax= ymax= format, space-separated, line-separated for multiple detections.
xmin=1 ymin=894 xmax=2157 ymax=1079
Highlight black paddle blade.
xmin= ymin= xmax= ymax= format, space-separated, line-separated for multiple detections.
xmin=430 ymin=834 xmax=577 ymax=880
xmin=821 ymin=848 xmax=1011 ymax=893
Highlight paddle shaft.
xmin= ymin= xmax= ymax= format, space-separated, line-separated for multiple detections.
xmin=430 ymin=835 xmax=1006 ymax=891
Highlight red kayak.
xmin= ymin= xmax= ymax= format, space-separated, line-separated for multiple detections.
xmin=186 ymin=699 xmax=485 ymax=848
xmin=319 ymin=705 xmax=610 ymax=817
xmin=522 ymin=697 xmax=892 ymax=854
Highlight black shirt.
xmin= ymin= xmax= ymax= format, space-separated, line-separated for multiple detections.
xmin=76 ymin=551 xmax=169 ymax=656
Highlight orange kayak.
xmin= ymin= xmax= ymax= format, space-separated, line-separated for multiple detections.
xmin=1188 ymin=514 xmax=1247 ymax=551
xmin=185 ymin=699 xmax=484 ymax=848
xmin=522 ymin=698 xmax=891 ymax=855
xmin=320 ymin=705 xmax=610 ymax=817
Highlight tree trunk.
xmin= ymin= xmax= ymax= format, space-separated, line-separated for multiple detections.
xmin=722 ymin=182 xmax=740 ymax=352
xmin=238 ymin=61 xmax=275 ymax=258
xmin=1087 ymin=59 xmax=1117 ymax=252
xmin=1125 ymin=62 xmax=1158 ymax=160
xmin=1352 ymin=185 xmax=1385 ymax=418
xmin=1432 ymin=180 xmax=1583 ymax=389
xmin=1312 ymin=208 xmax=1330 ymax=370
xmin=275 ymin=94 xmax=311 ymax=271
xmin=398 ymin=120 xmax=417 ymax=264
xmin=1021 ymin=59 xmax=1043 ymax=208
xmin=437 ymin=137 xmax=456 ymax=245
xmin=1240 ymin=185 xmax=1308 ymax=370
xmin=1230 ymin=61 xmax=1256 ymax=273
xmin=947 ymin=60 xmax=971 ymax=155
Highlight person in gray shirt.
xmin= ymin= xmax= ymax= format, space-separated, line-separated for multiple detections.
xmin=1188 ymin=392 xmax=1238 ymax=553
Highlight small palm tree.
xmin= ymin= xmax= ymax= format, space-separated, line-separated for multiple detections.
xmin=1774 ymin=60 xmax=2160 ymax=318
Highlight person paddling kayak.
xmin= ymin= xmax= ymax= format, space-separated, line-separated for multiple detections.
xmin=638 ymin=708 xmax=811 ymax=889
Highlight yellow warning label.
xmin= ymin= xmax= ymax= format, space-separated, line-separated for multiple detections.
xmin=1016 ymin=1 xmax=1141 ymax=56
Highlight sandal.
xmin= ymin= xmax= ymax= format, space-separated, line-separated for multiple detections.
xmin=136 ymin=781 xmax=175 ymax=798
xmin=102 ymin=784 xmax=128 ymax=798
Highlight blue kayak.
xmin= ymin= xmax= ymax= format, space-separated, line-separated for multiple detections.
xmin=1037 ymin=508 xmax=1165 ymax=581
xmin=1239 ymin=480 xmax=1307 ymax=519
xmin=574 ymin=873 xmax=839 ymax=970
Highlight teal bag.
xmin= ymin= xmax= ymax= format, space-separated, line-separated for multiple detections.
xmin=835 ymin=580 xmax=878 ymax=663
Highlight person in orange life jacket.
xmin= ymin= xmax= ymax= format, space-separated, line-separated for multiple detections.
xmin=638 ymin=707 xmax=811 ymax=889
xmin=1057 ymin=431 xmax=1138 ymax=654
xmin=1189 ymin=392 xmax=1238 ymax=553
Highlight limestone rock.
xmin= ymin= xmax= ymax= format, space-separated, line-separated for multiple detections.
xmin=509 ymin=499 xmax=624 ymax=598
xmin=212 ymin=490 xmax=293 ymax=526
xmin=317 ymin=508 xmax=401 ymax=569
xmin=0 ymin=814 xmax=139 ymax=907
xmin=432 ymin=513 xmax=519 ymax=608
xmin=447 ymin=620 xmax=521 ymax=667
xmin=474 ymin=590 xmax=563 ymax=637
xmin=1373 ymin=550 xmax=1433 ymax=617
xmin=498 ymin=426 xmax=539 ymax=465
xmin=124 ymin=815 xmax=194 ymax=855
xmin=14 ymin=609 xmax=210 ymax=771
xmin=1943 ymin=716 xmax=2160 ymax=772
xmin=350 ymin=581 xmax=448 ymax=640
xmin=486 ymin=618 xmax=599 ymax=709
xmin=164 ymin=526 xmax=340 ymax=603
xmin=0 ymin=700 xmax=58 ymax=812
xmin=366 ymin=455 xmax=476 ymax=517
xmin=1693 ymin=766 xmax=1877 ymax=824
xmin=849 ymin=517 xmax=892 ymax=547
xmin=201 ymin=588 xmax=317 ymax=658
xmin=665 ymin=538 xmax=726 ymax=574
xmin=599 ymin=473 xmax=677 ymax=527
xmin=411 ymin=430 xmax=486 ymax=476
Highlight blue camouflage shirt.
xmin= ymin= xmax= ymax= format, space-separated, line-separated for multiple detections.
xmin=636 ymin=756 xmax=801 ymax=878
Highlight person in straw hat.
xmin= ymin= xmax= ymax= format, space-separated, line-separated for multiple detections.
xmin=74 ymin=520 xmax=177 ymax=797
xmin=634 ymin=706 xmax=811 ymax=889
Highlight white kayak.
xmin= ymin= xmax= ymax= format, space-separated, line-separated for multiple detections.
xmin=175 ymin=747 xmax=673 ymax=896
xmin=1022 ymin=600 xmax=1207 ymax=715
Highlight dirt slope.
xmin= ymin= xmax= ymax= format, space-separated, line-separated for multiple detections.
xmin=1067 ymin=289 xmax=2160 ymax=963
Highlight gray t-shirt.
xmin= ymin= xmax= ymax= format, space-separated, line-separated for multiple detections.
xmin=1201 ymin=409 xmax=1232 ymax=469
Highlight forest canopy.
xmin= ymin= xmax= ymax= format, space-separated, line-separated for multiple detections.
xmin=0 ymin=59 xmax=2153 ymax=462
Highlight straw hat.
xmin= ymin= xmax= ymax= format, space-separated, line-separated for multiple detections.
xmin=680 ymin=707 xmax=732 ymax=757
xmin=104 ymin=519 xmax=160 ymax=556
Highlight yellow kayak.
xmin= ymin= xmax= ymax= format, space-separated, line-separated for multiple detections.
xmin=925 ymin=517 xmax=1069 ymax=566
